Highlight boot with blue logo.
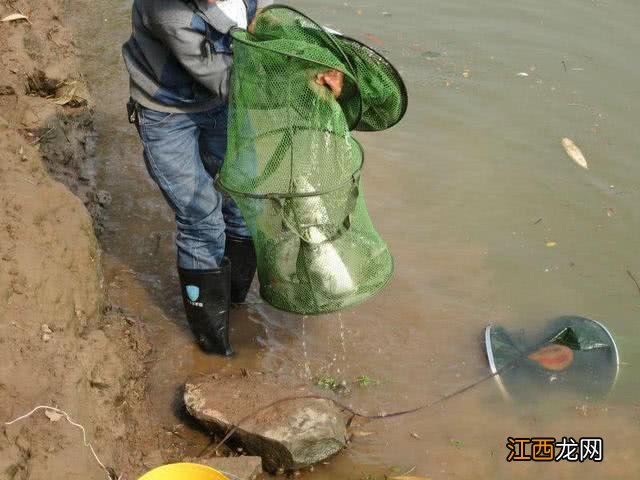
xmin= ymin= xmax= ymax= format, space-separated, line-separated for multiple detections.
xmin=225 ymin=233 xmax=257 ymax=304
xmin=178 ymin=258 xmax=234 ymax=356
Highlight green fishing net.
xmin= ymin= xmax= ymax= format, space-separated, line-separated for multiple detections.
xmin=217 ymin=6 xmax=407 ymax=314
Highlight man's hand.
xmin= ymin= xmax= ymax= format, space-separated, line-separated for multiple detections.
xmin=315 ymin=70 xmax=344 ymax=98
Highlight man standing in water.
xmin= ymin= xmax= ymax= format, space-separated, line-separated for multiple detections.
xmin=122 ymin=0 xmax=343 ymax=356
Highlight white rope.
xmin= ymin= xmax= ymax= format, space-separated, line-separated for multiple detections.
xmin=217 ymin=470 xmax=241 ymax=480
xmin=4 ymin=406 xmax=122 ymax=480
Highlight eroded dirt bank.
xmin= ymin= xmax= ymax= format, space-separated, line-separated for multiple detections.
xmin=0 ymin=1 xmax=158 ymax=478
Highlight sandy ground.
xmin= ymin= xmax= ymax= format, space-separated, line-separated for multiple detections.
xmin=0 ymin=1 xmax=160 ymax=478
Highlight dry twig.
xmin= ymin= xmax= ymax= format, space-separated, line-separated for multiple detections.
xmin=627 ymin=270 xmax=640 ymax=296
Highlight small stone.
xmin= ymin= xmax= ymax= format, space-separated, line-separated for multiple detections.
xmin=42 ymin=324 xmax=53 ymax=334
xmin=42 ymin=333 xmax=52 ymax=342
xmin=95 ymin=190 xmax=112 ymax=207
xmin=0 ymin=85 xmax=16 ymax=95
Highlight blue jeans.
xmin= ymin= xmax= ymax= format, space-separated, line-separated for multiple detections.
xmin=136 ymin=104 xmax=250 ymax=270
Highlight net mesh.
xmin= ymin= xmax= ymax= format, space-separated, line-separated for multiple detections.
xmin=218 ymin=6 xmax=404 ymax=314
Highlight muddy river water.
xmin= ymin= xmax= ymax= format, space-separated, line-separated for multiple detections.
xmin=70 ymin=0 xmax=639 ymax=478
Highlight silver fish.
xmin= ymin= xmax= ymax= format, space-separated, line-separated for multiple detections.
xmin=287 ymin=176 xmax=355 ymax=296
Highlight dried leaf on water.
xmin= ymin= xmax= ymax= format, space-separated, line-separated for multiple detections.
xmin=562 ymin=137 xmax=588 ymax=170
xmin=546 ymin=241 xmax=557 ymax=247
xmin=410 ymin=432 xmax=422 ymax=439
xmin=1 ymin=13 xmax=29 ymax=22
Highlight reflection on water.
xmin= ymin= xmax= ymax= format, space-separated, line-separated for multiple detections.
xmin=71 ymin=0 xmax=639 ymax=477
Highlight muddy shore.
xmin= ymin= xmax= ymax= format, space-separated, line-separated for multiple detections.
xmin=0 ymin=1 xmax=162 ymax=478
xmin=5 ymin=1 xmax=638 ymax=479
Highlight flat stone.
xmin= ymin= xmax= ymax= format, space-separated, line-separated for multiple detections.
xmin=184 ymin=372 xmax=348 ymax=473
xmin=197 ymin=456 xmax=262 ymax=480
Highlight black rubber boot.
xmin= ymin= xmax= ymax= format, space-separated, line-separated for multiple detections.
xmin=225 ymin=233 xmax=257 ymax=304
xmin=178 ymin=258 xmax=234 ymax=356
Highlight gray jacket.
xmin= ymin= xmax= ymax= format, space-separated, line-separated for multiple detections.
xmin=122 ymin=0 xmax=271 ymax=113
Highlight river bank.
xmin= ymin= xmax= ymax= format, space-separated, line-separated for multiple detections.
xmin=63 ymin=0 xmax=640 ymax=478
xmin=0 ymin=1 xmax=160 ymax=478
xmin=4 ymin=0 xmax=639 ymax=479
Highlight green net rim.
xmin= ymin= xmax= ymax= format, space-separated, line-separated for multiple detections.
xmin=216 ymin=135 xmax=365 ymax=199
xmin=337 ymin=35 xmax=409 ymax=131
xmin=248 ymin=4 xmax=407 ymax=131
xmin=229 ymin=29 xmax=361 ymax=118
xmin=257 ymin=4 xmax=358 ymax=73
xmin=231 ymin=4 xmax=365 ymax=130
xmin=230 ymin=5 xmax=407 ymax=132
xmin=230 ymin=31 xmax=360 ymax=88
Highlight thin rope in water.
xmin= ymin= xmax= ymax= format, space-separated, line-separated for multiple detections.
xmin=4 ymin=406 xmax=121 ymax=480
xmin=210 ymin=360 xmax=522 ymax=454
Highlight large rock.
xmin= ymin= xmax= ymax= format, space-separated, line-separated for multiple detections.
xmin=184 ymin=372 xmax=348 ymax=473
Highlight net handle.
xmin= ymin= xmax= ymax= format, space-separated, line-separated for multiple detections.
xmin=336 ymin=35 xmax=409 ymax=131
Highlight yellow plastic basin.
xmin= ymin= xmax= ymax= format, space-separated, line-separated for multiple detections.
xmin=138 ymin=463 xmax=229 ymax=480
